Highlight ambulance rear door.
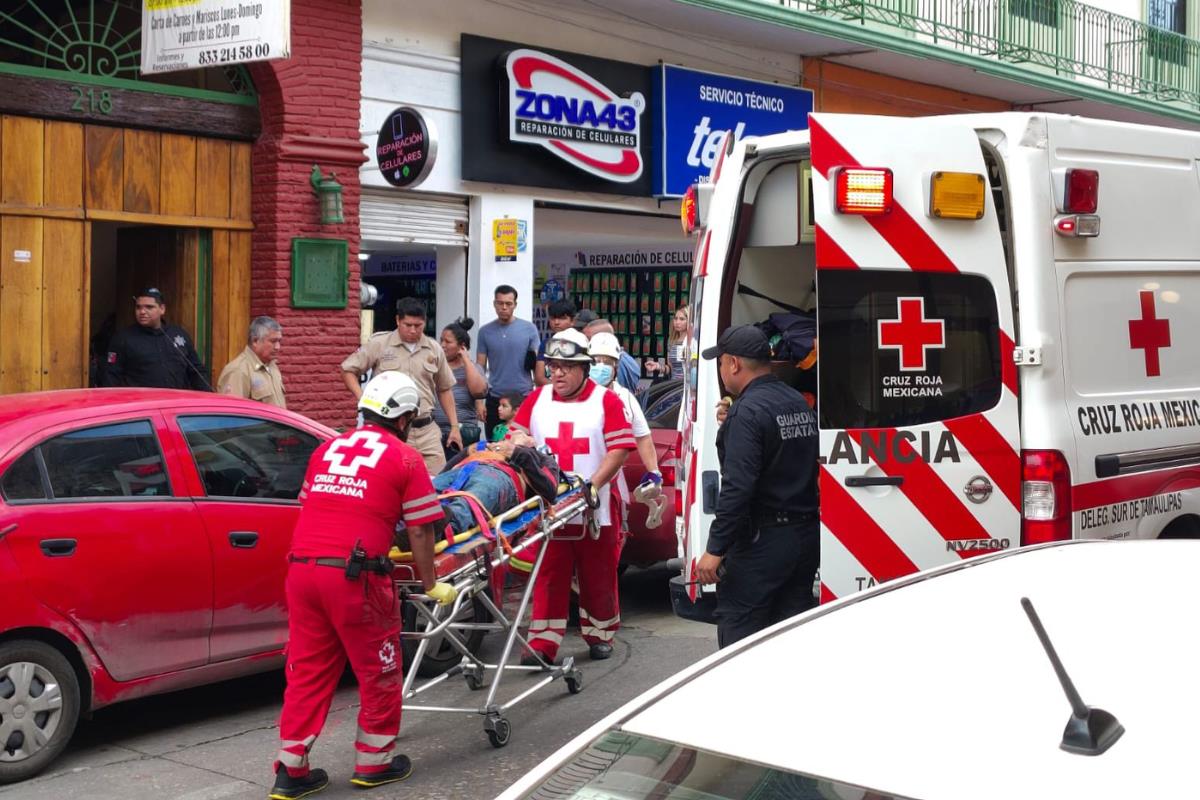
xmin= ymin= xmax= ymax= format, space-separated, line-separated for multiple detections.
xmin=811 ymin=113 xmax=1021 ymax=602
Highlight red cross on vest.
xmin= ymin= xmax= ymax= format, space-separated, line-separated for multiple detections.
xmin=545 ymin=421 xmax=591 ymax=471
xmin=878 ymin=297 xmax=946 ymax=372
xmin=323 ymin=430 xmax=387 ymax=477
xmin=1128 ymin=290 xmax=1171 ymax=377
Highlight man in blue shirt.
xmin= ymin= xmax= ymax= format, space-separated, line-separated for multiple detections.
xmin=476 ymin=285 xmax=541 ymax=435
xmin=584 ymin=318 xmax=640 ymax=393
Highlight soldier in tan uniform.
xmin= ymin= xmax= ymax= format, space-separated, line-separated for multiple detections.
xmin=341 ymin=297 xmax=462 ymax=472
xmin=218 ymin=316 xmax=287 ymax=408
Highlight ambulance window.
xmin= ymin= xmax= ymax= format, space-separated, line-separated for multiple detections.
xmin=818 ymin=270 xmax=1002 ymax=429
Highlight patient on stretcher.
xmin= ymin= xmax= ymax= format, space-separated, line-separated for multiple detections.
xmin=430 ymin=430 xmax=561 ymax=536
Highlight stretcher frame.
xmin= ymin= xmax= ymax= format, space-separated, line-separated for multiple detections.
xmin=391 ymin=482 xmax=591 ymax=748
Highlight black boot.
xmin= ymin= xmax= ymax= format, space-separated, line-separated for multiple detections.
xmin=350 ymin=754 xmax=413 ymax=789
xmin=269 ymin=765 xmax=329 ymax=800
xmin=589 ymin=642 xmax=613 ymax=660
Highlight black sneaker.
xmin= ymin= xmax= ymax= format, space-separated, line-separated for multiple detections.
xmin=269 ymin=765 xmax=329 ymax=800
xmin=350 ymin=754 xmax=413 ymax=789
xmin=589 ymin=642 xmax=613 ymax=660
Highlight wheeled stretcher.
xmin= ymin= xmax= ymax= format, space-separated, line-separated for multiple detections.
xmin=388 ymin=477 xmax=593 ymax=748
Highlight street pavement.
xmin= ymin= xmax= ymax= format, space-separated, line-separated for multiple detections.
xmin=1 ymin=565 xmax=714 ymax=800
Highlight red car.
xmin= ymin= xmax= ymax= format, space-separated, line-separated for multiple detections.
xmin=0 ymin=389 xmax=332 ymax=783
xmin=619 ymin=381 xmax=683 ymax=568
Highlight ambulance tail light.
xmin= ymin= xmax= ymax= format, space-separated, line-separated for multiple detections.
xmin=1021 ymin=449 xmax=1073 ymax=546
xmin=834 ymin=167 xmax=893 ymax=216
xmin=1064 ymin=169 xmax=1099 ymax=214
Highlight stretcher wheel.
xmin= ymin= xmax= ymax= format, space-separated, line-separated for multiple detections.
xmin=486 ymin=717 xmax=511 ymax=748
xmin=565 ymin=670 xmax=583 ymax=695
xmin=465 ymin=671 xmax=484 ymax=691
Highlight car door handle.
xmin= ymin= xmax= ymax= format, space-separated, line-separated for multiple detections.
xmin=39 ymin=538 xmax=77 ymax=557
xmin=228 ymin=531 xmax=259 ymax=548
xmin=844 ymin=475 xmax=904 ymax=488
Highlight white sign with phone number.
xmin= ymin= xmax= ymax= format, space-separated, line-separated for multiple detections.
xmin=140 ymin=0 xmax=290 ymax=75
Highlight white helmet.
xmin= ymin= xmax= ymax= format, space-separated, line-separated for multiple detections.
xmin=358 ymin=371 xmax=420 ymax=419
xmin=544 ymin=327 xmax=592 ymax=363
xmin=588 ymin=332 xmax=621 ymax=360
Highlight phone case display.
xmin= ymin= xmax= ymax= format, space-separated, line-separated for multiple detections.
xmin=569 ymin=266 xmax=691 ymax=374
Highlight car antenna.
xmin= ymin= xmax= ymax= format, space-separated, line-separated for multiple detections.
xmin=1021 ymin=597 xmax=1124 ymax=756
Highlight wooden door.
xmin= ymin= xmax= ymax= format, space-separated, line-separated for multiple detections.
xmin=1 ymin=116 xmax=89 ymax=393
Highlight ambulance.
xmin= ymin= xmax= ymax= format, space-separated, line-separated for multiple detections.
xmin=674 ymin=112 xmax=1200 ymax=613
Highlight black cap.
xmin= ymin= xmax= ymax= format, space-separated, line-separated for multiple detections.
xmin=573 ymin=308 xmax=598 ymax=331
xmin=135 ymin=287 xmax=165 ymax=303
xmin=701 ymin=325 xmax=770 ymax=360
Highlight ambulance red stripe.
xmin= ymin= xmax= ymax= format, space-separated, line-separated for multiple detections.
xmin=943 ymin=414 xmax=1021 ymax=510
xmin=847 ymin=430 xmax=994 ymax=551
xmin=820 ymin=467 xmax=920 ymax=579
xmin=819 ymin=583 xmax=837 ymax=604
xmin=1073 ymin=465 xmax=1200 ymax=511
xmin=814 ymin=225 xmax=859 ymax=270
xmin=1000 ymin=330 xmax=1018 ymax=395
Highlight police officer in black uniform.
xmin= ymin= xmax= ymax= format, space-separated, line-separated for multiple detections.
xmin=695 ymin=325 xmax=819 ymax=648
xmin=99 ymin=288 xmax=211 ymax=391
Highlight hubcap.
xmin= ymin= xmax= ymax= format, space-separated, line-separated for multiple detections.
xmin=0 ymin=661 xmax=64 ymax=763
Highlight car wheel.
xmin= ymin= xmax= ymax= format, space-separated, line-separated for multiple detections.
xmin=401 ymin=590 xmax=492 ymax=678
xmin=0 ymin=641 xmax=81 ymax=784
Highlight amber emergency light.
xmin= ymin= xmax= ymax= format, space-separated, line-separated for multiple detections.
xmin=834 ymin=167 xmax=892 ymax=216
xmin=929 ymin=171 xmax=986 ymax=220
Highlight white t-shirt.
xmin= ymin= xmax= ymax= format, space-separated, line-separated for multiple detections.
xmin=608 ymin=382 xmax=649 ymax=503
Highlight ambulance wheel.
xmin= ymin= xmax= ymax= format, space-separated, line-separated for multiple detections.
xmin=565 ymin=670 xmax=583 ymax=695
xmin=486 ymin=717 xmax=511 ymax=748
xmin=402 ymin=589 xmax=492 ymax=678
xmin=0 ymin=641 xmax=81 ymax=785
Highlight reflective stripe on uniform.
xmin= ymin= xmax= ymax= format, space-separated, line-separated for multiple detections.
xmin=354 ymin=728 xmax=397 ymax=766
xmin=276 ymin=735 xmax=317 ymax=768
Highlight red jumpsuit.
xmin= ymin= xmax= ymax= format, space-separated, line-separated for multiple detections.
xmin=275 ymin=423 xmax=443 ymax=779
xmin=510 ymin=380 xmax=635 ymax=661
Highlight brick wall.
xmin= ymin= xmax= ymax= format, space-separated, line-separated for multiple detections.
xmin=248 ymin=0 xmax=365 ymax=429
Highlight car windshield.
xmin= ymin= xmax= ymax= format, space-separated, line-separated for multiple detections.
xmin=519 ymin=730 xmax=910 ymax=799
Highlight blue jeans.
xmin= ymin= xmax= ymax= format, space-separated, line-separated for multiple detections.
xmin=431 ymin=463 xmax=521 ymax=534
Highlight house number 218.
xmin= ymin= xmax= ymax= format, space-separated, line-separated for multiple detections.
xmin=70 ymin=86 xmax=113 ymax=115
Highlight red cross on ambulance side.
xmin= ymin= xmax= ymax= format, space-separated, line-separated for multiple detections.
xmin=1128 ymin=290 xmax=1171 ymax=378
xmin=545 ymin=421 xmax=591 ymax=472
xmin=324 ymin=430 xmax=387 ymax=477
xmin=877 ymin=297 xmax=946 ymax=372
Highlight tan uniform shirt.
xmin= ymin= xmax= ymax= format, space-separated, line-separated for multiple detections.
xmin=341 ymin=331 xmax=454 ymax=418
xmin=217 ymin=346 xmax=287 ymax=408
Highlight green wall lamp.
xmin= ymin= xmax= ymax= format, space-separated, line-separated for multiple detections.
xmin=310 ymin=164 xmax=345 ymax=225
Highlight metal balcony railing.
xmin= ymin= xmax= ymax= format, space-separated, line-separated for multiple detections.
xmin=770 ymin=0 xmax=1200 ymax=108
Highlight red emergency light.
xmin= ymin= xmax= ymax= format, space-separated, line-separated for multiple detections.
xmin=1063 ymin=169 xmax=1099 ymax=214
xmin=681 ymin=185 xmax=698 ymax=235
xmin=834 ymin=167 xmax=893 ymax=216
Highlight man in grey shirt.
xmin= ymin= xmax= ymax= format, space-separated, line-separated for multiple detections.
xmin=476 ymin=284 xmax=541 ymax=435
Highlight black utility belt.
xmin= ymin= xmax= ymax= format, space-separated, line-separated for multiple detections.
xmin=289 ymin=554 xmax=394 ymax=576
xmin=754 ymin=510 xmax=818 ymax=528
xmin=411 ymin=416 xmax=434 ymax=429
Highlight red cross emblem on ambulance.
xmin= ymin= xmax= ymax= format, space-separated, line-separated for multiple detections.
xmin=878 ymin=297 xmax=946 ymax=372
xmin=1128 ymin=290 xmax=1171 ymax=377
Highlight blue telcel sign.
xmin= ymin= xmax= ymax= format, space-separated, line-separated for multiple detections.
xmin=652 ymin=65 xmax=812 ymax=197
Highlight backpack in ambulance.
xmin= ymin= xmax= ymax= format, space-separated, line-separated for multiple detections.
xmin=674 ymin=111 xmax=1200 ymax=615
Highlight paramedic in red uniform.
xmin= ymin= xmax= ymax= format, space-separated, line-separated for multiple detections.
xmin=509 ymin=327 xmax=635 ymax=663
xmin=269 ymin=372 xmax=458 ymax=800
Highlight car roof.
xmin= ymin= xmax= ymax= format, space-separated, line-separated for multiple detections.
xmin=619 ymin=541 xmax=1200 ymax=800
xmin=0 ymin=389 xmax=334 ymax=441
